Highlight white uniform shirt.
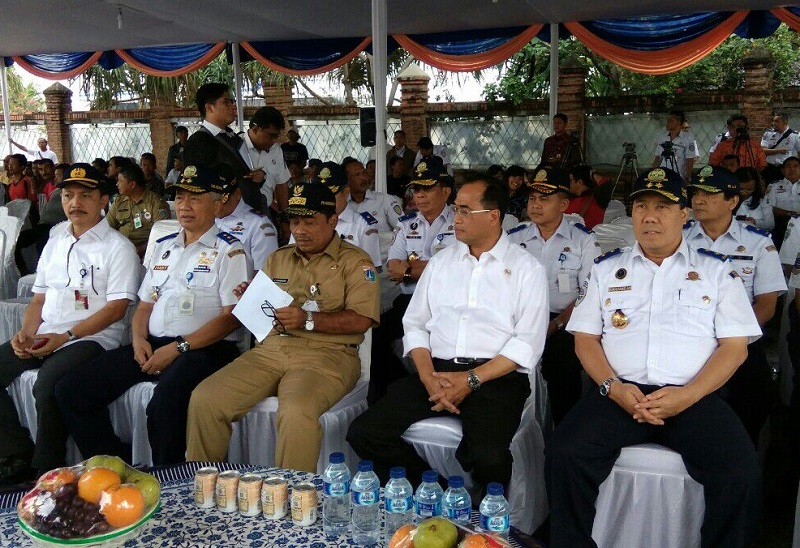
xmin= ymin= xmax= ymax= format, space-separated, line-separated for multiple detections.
xmin=388 ymin=207 xmax=458 ymax=295
xmin=709 ymin=131 xmax=730 ymax=154
xmin=216 ymin=197 xmax=278 ymax=275
xmin=507 ymin=217 xmax=601 ymax=313
xmin=779 ymin=216 xmax=800 ymax=266
xmin=28 ymin=149 xmax=58 ymax=164
xmin=240 ymin=133 xmax=290 ymax=209
xmin=139 ymin=225 xmax=249 ymax=341
xmin=653 ymin=130 xmax=697 ymax=180
xmin=737 ymin=196 xmax=775 ymax=232
xmin=567 ymin=241 xmax=761 ymax=386
xmin=788 ymin=255 xmax=800 ymax=290
xmin=337 ymin=208 xmax=382 ymax=268
xmin=684 ymin=220 xmax=786 ymax=303
xmin=760 ymin=128 xmax=800 ymax=166
xmin=32 ymin=219 xmax=140 ymax=350
xmin=765 ymin=178 xmax=800 ymax=213
xmin=346 ymin=189 xmax=403 ymax=233
xmin=402 ymin=232 xmax=549 ymax=372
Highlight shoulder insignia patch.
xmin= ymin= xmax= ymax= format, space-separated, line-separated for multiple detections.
xmin=745 ymin=224 xmax=770 ymax=238
xmin=682 ymin=220 xmax=696 ymax=230
xmin=507 ymin=223 xmax=528 ymax=235
xmin=156 ymin=232 xmax=178 ymax=243
xmin=227 ymin=248 xmax=245 ymax=258
xmin=697 ymin=248 xmax=728 ymax=262
xmin=765 ymin=244 xmax=777 ymax=253
xmin=399 ymin=212 xmax=417 ymax=223
xmin=360 ymin=211 xmax=379 ymax=225
xmin=594 ymin=248 xmax=622 ymax=264
xmin=573 ymin=222 xmax=593 ymax=234
xmin=217 ymin=231 xmax=240 ymax=244
xmin=365 ymin=228 xmax=378 ymax=236
xmin=250 ymin=208 xmax=268 ymax=217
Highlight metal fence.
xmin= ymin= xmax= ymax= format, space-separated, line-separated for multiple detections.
xmin=0 ymin=122 xmax=48 ymax=159
xmin=292 ymin=118 xmax=401 ymax=163
xmin=69 ymin=123 xmax=152 ymax=163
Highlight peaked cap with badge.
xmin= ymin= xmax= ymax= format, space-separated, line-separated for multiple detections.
xmin=313 ymin=161 xmax=347 ymax=194
xmin=687 ymin=165 xmax=739 ymax=194
xmin=58 ymin=163 xmax=111 ymax=194
xmin=527 ymin=166 xmax=570 ymax=195
xmin=408 ymin=161 xmax=444 ymax=187
xmin=176 ymin=164 xmax=228 ymax=194
xmin=629 ymin=167 xmax=687 ymax=205
xmin=285 ymin=183 xmax=337 ymax=217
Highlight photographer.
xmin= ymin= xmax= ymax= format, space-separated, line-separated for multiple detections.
xmin=710 ymin=115 xmax=767 ymax=171
xmin=652 ymin=110 xmax=696 ymax=182
xmin=542 ymin=113 xmax=580 ymax=169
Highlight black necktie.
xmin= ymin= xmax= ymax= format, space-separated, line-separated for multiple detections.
xmin=219 ymin=130 xmax=243 ymax=149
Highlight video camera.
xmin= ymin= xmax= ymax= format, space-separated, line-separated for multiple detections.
xmin=623 ymin=142 xmax=636 ymax=154
xmin=734 ymin=126 xmax=750 ymax=141
xmin=570 ymin=131 xmax=581 ymax=145
xmin=660 ymin=140 xmax=675 ymax=158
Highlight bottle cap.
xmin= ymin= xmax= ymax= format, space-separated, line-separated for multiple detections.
xmin=357 ymin=460 xmax=374 ymax=472
xmin=487 ymin=482 xmax=504 ymax=496
xmin=422 ymin=470 xmax=439 ymax=484
xmin=329 ymin=452 xmax=345 ymax=464
xmin=448 ymin=476 xmax=464 ymax=489
xmin=390 ymin=467 xmax=406 ymax=479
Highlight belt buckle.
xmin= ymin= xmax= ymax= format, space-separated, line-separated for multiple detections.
xmin=453 ymin=357 xmax=471 ymax=365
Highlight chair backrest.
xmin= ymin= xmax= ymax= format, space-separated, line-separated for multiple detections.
xmin=358 ymin=328 xmax=372 ymax=382
xmin=603 ymin=200 xmax=627 ymax=224
xmin=37 ymin=194 xmax=48 ymax=216
xmin=564 ymin=213 xmax=585 ymax=225
xmin=0 ymin=208 xmax=24 ymax=267
xmin=167 ymin=201 xmax=176 ymax=218
xmin=5 ymin=199 xmax=31 ymax=226
xmin=0 ymin=230 xmax=6 ymax=272
xmin=593 ymin=223 xmax=635 ymax=246
xmin=142 ymin=219 xmax=181 ymax=266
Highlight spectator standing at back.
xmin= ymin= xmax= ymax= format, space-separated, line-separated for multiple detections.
xmin=709 ymin=115 xmax=767 ymax=172
xmin=280 ymin=126 xmax=309 ymax=169
xmin=761 ymin=113 xmax=799 ymax=184
xmin=9 ymin=137 xmax=58 ymax=164
xmin=386 ymin=156 xmax=410 ymax=200
xmin=542 ymin=113 xmax=579 ymax=169
xmin=386 ymin=130 xmax=416 ymax=176
xmin=414 ymin=137 xmax=451 ymax=176
xmin=140 ymin=153 xmax=165 ymax=197
xmin=652 ymin=110 xmax=696 ymax=183
xmin=166 ymin=126 xmax=189 ymax=178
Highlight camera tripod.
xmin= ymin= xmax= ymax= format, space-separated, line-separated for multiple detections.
xmin=613 ymin=144 xmax=640 ymax=202
xmin=659 ymin=142 xmax=681 ymax=175
xmin=561 ymin=132 xmax=585 ymax=169
xmin=733 ymin=133 xmax=758 ymax=170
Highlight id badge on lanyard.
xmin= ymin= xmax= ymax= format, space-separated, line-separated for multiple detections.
xmin=179 ymin=272 xmax=195 ymax=315
xmin=557 ymin=253 xmax=571 ymax=293
xmin=75 ymin=265 xmax=89 ymax=309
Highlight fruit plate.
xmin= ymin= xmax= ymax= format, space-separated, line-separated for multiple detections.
xmin=16 ymin=456 xmax=161 ymax=547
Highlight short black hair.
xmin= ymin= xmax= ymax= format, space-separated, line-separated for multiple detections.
xmin=119 ymin=164 xmax=146 ymax=187
xmin=40 ymin=158 xmax=55 ymax=168
xmin=91 ymin=158 xmax=108 ymax=172
xmin=487 ymin=165 xmax=505 ymax=177
xmin=341 ymin=157 xmax=361 ymax=171
xmin=504 ymin=165 xmax=525 ymax=178
xmin=196 ymin=82 xmax=230 ymax=118
xmin=250 ymin=106 xmax=285 ymax=130
xmin=669 ymin=110 xmax=686 ymax=124
xmin=388 ymin=156 xmax=405 ymax=168
xmin=460 ymin=171 xmax=508 ymax=222
xmin=109 ymin=156 xmax=133 ymax=169
xmin=308 ymin=158 xmax=322 ymax=169
xmin=554 ymin=112 xmax=568 ymax=124
xmin=774 ymin=112 xmax=788 ymax=123
xmin=570 ymin=165 xmax=595 ymax=189
xmin=140 ymin=152 xmax=157 ymax=165
xmin=286 ymin=159 xmax=303 ymax=169
xmin=11 ymin=154 xmax=27 ymax=167
xmin=394 ymin=129 xmax=406 ymax=137
xmin=175 ymin=125 xmax=189 ymax=135
xmin=730 ymin=114 xmax=748 ymax=125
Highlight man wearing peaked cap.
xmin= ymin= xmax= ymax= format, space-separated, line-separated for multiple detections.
xmin=187 ymin=171 xmax=380 ymax=472
xmin=547 ymin=165 xmax=763 ymax=547
xmin=508 ymin=165 xmax=601 ymax=424
xmin=684 ymin=164 xmax=786 ymax=446
xmin=56 ymin=163 xmax=249 ymax=467
xmin=0 ymin=163 xmax=141 ymax=481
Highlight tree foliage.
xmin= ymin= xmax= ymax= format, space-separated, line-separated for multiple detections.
xmin=1 ymin=67 xmax=44 ymax=113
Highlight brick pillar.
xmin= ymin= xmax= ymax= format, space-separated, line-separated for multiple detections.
xmin=398 ymin=63 xmax=430 ymax=147
xmin=43 ymin=83 xmax=72 ymax=163
xmin=558 ymin=55 xmax=588 ymax=145
xmin=742 ymin=46 xmax=773 ymax=135
xmin=265 ymin=81 xmax=294 ymax=126
xmin=148 ymin=103 xmax=175 ymax=175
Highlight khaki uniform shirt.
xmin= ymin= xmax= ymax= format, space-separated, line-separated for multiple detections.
xmin=107 ymin=190 xmax=170 ymax=247
xmin=265 ymin=233 xmax=381 ymax=346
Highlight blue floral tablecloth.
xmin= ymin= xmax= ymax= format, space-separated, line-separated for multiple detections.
xmin=0 ymin=462 xmax=522 ymax=547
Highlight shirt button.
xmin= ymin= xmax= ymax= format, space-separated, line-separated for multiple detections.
xmin=648 ymin=360 xmax=656 ymax=367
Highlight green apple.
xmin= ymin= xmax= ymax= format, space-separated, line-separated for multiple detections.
xmin=85 ymin=455 xmax=127 ymax=478
xmin=414 ymin=517 xmax=458 ymax=548
xmin=126 ymin=472 xmax=161 ymax=508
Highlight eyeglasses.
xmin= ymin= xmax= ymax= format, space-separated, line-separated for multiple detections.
xmin=213 ymin=98 xmax=236 ymax=107
xmin=451 ymin=204 xmax=493 ymax=217
xmin=261 ymin=299 xmax=286 ymax=334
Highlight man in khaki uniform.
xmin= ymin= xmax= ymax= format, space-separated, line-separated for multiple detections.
xmin=187 ymin=183 xmax=380 ymax=472
xmin=107 ymin=163 xmax=170 ymax=257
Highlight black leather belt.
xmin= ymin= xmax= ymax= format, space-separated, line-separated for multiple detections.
xmin=450 ymin=357 xmax=491 ymax=366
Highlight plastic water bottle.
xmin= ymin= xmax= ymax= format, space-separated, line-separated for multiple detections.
xmin=442 ymin=475 xmax=472 ymax=524
xmin=351 ymin=460 xmax=381 ymax=546
xmin=322 ymin=452 xmax=351 ymax=536
xmin=479 ymin=482 xmax=510 ymax=540
xmin=414 ymin=470 xmax=443 ymax=522
xmin=384 ymin=467 xmax=414 ymax=539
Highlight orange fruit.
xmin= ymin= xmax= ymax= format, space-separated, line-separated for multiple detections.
xmin=388 ymin=524 xmax=415 ymax=548
xmin=36 ymin=467 xmax=76 ymax=491
xmin=77 ymin=467 xmax=121 ymax=504
xmin=461 ymin=533 xmax=493 ymax=548
xmin=99 ymin=484 xmax=145 ymax=529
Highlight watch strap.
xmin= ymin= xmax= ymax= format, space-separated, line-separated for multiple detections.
xmin=467 ymin=369 xmax=481 ymax=391
xmin=66 ymin=330 xmax=77 ymax=342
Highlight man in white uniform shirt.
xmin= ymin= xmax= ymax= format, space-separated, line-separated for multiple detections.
xmin=765 ymin=155 xmax=800 ymax=248
xmin=349 ymin=176 xmax=549 ymax=491
xmin=0 ymin=163 xmax=139 ymax=482
xmin=241 ymin=107 xmax=291 ymax=213
xmin=652 ymin=110 xmax=696 ymax=182
xmin=761 ymin=112 xmax=800 ymax=182
xmin=548 ymin=167 xmax=762 ymax=548
xmin=343 ymin=157 xmax=403 ymax=234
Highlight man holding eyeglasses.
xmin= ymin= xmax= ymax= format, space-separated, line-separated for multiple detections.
xmin=55 ymin=164 xmax=248 ymax=466
xmin=187 ymin=183 xmax=380 ymax=472
xmin=348 ymin=175 xmax=549 ymax=492
xmin=368 ymin=162 xmax=457 ymax=404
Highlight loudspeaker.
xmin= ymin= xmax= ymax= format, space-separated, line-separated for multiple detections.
xmin=359 ymin=107 xmax=376 ymax=147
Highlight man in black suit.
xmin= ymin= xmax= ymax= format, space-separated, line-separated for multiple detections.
xmin=183 ymin=83 xmax=268 ymax=213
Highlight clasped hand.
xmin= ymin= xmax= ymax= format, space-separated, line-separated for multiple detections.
xmin=424 ymin=371 xmax=471 ymax=414
xmin=611 ymin=382 xmax=696 ymax=425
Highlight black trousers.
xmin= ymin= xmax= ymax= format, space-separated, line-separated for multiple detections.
xmin=546 ymin=382 xmax=761 ymax=548
xmin=14 ymin=224 xmax=52 ymax=276
xmin=367 ymin=293 xmax=412 ymax=405
xmin=0 ymin=340 xmax=104 ymax=470
xmin=55 ymin=336 xmax=239 ymax=466
xmin=541 ymin=315 xmax=583 ymax=425
xmin=348 ymin=359 xmax=531 ymax=491
xmin=724 ymin=339 xmax=774 ymax=447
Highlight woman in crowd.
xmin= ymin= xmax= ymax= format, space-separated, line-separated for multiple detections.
xmin=566 ymin=164 xmax=605 ymax=228
xmin=504 ymin=165 xmax=529 ymax=221
xmin=735 ymin=166 xmax=774 ymax=232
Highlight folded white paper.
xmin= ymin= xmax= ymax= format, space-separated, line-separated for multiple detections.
xmin=232 ymin=270 xmax=294 ymax=342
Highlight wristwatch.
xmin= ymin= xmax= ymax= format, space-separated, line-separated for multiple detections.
xmin=554 ymin=318 xmax=565 ymax=330
xmin=402 ymin=266 xmax=413 ymax=284
xmin=467 ymin=369 xmax=482 ymax=391
xmin=305 ymin=311 xmax=315 ymax=331
xmin=66 ymin=330 xmax=78 ymax=342
xmin=599 ymin=376 xmax=619 ymax=397
xmin=175 ymin=336 xmax=191 ymax=353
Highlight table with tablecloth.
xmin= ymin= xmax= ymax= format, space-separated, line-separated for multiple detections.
xmin=0 ymin=462 xmax=524 ymax=547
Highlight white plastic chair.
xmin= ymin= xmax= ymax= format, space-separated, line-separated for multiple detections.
xmin=142 ymin=219 xmax=180 ymax=266
xmin=593 ymin=223 xmax=635 ymax=253
xmin=0 ymin=208 xmax=23 ymax=300
xmin=400 ymin=371 xmax=547 ymax=535
xmin=5 ymin=199 xmax=32 ymax=230
xmin=603 ymin=199 xmax=627 ymax=224
xmin=592 ymin=443 xmax=704 ymax=548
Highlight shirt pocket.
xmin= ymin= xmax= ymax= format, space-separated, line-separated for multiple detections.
xmin=731 ymin=259 xmax=756 ymax=299
xmin=315 ymin=276 xmax=346 ymax=313
xmin=602 ymin=293 xmax=638 ymax=329
xmin=673 ymin=286 xmax=715 ymax=336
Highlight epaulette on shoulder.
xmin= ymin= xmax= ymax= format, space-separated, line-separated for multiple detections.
xmin=697 ymin=248 xmax=728 ymax=262
xmin=156 ymin=232 xmax=178 ymax=243
xmin=507 ymin=223 xmax=528 ymax=235
xmin=360 ymin=211 xmax=379 ymax=225
xmin=682 ymin=220 xmax=696 ymax=230
xmin=573 ymin=222 xmax=593 ymax=235
xmin=398 ymin=212 xmax=417 ymax=223
xmin=217 ymin=231 xmax=240 ymax=244
xmin=249 ymin=208 xmax=268 ymax=217
xmin=744 ymin=224 xmax=770 ymax=238
xmin=594 ymin=248 xmax=622 ymax=264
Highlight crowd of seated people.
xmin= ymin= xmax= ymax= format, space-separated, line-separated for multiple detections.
xmin=0 ymin=102 xmax=798 ymax=548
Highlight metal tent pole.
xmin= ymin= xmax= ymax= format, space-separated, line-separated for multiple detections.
xmin=232 ymin=43 xmax=245 ymax=132
xmin=549 ymin=23 xmax=559 ymax=125
xmin=371 ymin=0 xmax=388 ymax=193
xmin=1 ymin=64 xmax=12 ymax=155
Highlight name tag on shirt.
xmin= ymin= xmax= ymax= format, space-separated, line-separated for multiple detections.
xmin=558 ymin=271 xmax=572 ymax=293
xmin=179 ymin=293 xmax=194 ymax=315
xmin=133 ymin=214 xmax=142 ymax=229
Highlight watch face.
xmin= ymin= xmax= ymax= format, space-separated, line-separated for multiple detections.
xmin=599 ymin=383 xmax=609 ymax=396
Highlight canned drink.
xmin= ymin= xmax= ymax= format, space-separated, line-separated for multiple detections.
xmin=261 ymin=476 xmax=288 ymax=520
xmin=290 ymin=481 xmax=318 ymax=526
xmin=193 ymin=466 xmax=219 ymax=508
xmin=215 ymin=470 xmax=241 ymax=513
xmin=238 ymin=474 xmax=263 ymax=516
